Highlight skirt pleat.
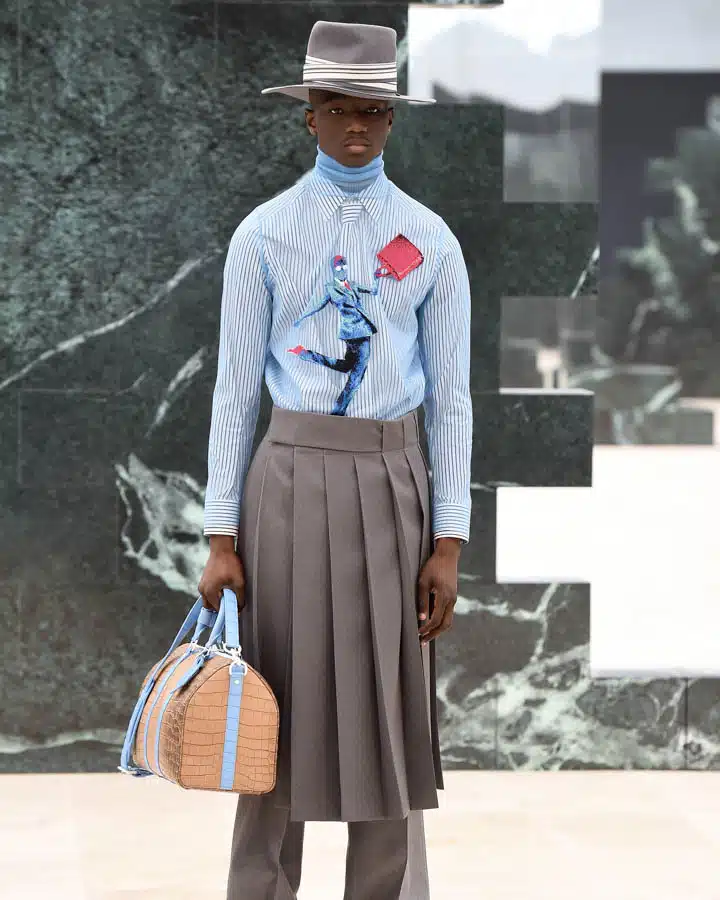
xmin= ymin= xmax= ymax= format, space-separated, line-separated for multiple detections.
xmin=404 ymin=445 xmax=444 ymax=789
xmin=235 ymin=405 xmax=442 ymax=823
xmin=291 ymin=446 xmax=341 ymax=817
xmin=353 ymin=451 xmax=408 ymax=817
xmin=383 ymin=449 xmax=440 ymax=808
xmin=325 ymin=450 xmax=386 ymax=819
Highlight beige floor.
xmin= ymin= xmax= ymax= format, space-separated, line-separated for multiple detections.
xmin=1 ymin=770 xmax=719 ymax=899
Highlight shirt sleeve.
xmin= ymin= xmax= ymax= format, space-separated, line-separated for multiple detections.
xmin=203 ymin=214 xmax=272 ymax=538
xmin=417 ymin=227 xmax=473 ymax=544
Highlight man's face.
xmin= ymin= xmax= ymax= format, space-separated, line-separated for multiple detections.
xmin=332 ymin=254 xmax=349 ymax=283
xmin=306 ymin=90 xmax=394 ymax=167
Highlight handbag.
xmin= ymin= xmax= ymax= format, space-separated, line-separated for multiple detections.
xmin=118 ymin=588 xmax=279 ymax=793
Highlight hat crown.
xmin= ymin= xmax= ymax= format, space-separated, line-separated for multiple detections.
xmin=307 ymin=21 xmax=397 ymax=66
xmin=258 ymin=19 xmax=435 ymax=105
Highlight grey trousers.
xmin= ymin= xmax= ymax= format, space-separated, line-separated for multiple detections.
xmin=226 ymin=792 xmax=431 ymax=900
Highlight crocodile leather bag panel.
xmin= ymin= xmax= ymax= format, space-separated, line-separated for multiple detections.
xmin=131 ymin=643 xmax=279 ymax=793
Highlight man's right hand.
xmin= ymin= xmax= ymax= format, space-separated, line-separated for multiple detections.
xmin=198 ymin=535 xmax=246 ymax=612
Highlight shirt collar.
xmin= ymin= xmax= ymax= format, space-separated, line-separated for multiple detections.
xmin=305 ymin=167 xmax=390 ymax=222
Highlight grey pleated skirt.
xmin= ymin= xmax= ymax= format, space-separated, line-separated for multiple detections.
xmin=235 ymin=405 xmax=443 ymax=823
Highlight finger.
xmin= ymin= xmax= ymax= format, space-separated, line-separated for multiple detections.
xmin=416 ymin=575 xmax=432 ymax=623
xmin=203 ymin=588 xmax=222 ymax=612
xmin=421 ymin=602 xmax=455 ymax=645
xmin=215 ymin=583 xmax=245 ymax=612
xmin=422 ymin=600 xmax=455 ymax=645
xmin=232 ymin=581 xmax=246 ymax=610
xmin=418 ymin=590 xmax=444 ymax=637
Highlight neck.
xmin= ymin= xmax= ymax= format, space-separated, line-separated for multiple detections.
xmin=315 ymin=147 xmax=384 ymax=192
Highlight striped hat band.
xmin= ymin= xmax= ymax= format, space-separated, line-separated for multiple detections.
xmin=302 ymin=55 xmax=398 ymax=95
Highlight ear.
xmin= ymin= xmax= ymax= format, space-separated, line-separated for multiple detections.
xmin=387 ymin=107 xmax=394 ymax=133
xmin=305 ymin=106 xmax=317 ymax=137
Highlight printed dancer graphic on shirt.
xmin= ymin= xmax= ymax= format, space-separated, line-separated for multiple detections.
xmin=287 ymin=254 xmax=380 ymax=415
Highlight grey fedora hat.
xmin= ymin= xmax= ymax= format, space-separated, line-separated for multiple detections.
xmin=261 ymin=21 xmax=436 ymax=106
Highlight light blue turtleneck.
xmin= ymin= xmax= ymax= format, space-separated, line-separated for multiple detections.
xmin=314 ymin=146 xmax=384 ymax=193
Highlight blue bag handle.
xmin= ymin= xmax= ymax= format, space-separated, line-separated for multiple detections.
xmin=118 ymin=589 xmax=239 ymax=777
xmin=206 ymin=587 xmax=240 ymax=649
xmin=193 ymin=605 xmax=218 ymax=639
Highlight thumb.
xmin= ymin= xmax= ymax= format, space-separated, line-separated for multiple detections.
xmin=230 ymin=579 xmax=246 ymax=610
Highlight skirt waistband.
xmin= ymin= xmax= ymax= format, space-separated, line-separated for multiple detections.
xmin=266 ymin=406 xmax=420 ymax=452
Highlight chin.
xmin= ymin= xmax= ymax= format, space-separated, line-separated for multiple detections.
xmin=339 ymin=146 xmax=374 ymax=166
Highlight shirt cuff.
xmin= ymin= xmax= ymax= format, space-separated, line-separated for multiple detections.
xmin=432 ymin=503 xmax=470 ymax=544
xmin=203 ymin=499 xmax=241 ymax=538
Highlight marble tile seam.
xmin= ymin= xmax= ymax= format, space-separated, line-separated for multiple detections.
xmin=0 ymin=730 xmax=125 ymax=755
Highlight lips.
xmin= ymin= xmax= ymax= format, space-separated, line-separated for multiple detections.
xmin=344 ymin=139 xmax=370 ymax=147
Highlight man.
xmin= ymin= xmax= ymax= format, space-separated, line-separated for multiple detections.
xmin=199 ymin=20 xmax=472 ymax=900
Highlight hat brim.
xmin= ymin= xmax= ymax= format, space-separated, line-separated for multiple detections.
xmin=260 ymin=82 xmax=436 ymax=106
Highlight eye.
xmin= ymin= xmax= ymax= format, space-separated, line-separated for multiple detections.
xmin=329 ymin=107 xmax=343 ymax=115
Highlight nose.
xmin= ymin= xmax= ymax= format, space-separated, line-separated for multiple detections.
xmin=345 ymin=112 xmax=369 ymax=132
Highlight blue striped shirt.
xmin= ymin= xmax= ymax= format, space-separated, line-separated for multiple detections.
xmin=204 ymin=148 xmax=472 ymax=543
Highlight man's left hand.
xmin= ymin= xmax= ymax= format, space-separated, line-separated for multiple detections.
xmin=417 ymin=537 xmax=462 ymax=645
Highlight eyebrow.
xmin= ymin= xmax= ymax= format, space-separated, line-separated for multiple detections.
xmin=321 ymin=96 xmax=389 ymax=109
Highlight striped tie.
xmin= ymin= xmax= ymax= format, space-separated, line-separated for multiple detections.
xmin=340 ymin=199 xmax=363 ymax=226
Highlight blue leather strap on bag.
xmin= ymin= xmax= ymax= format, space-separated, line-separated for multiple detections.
xmin=205 ymin=586 xmax=241 ymax=648
xmin=118 ymin=589 xmax=246 ymax=787
xmin=206 ymin=590 xmax=248 ymax=789
xmin=118 ymin=599 xmax=219 ymax=775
